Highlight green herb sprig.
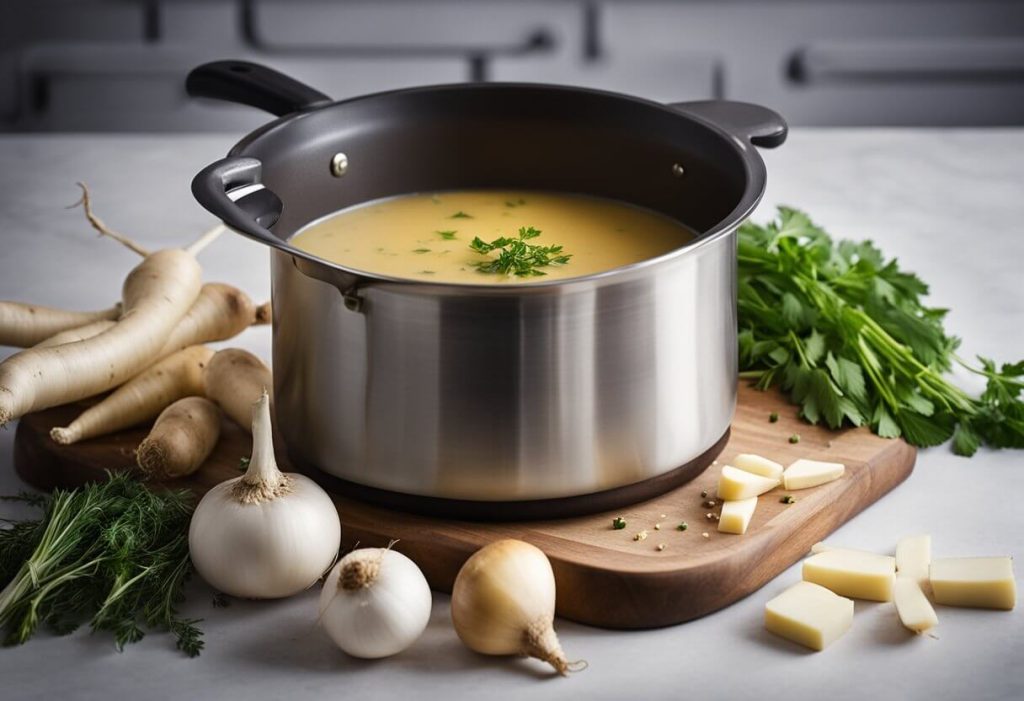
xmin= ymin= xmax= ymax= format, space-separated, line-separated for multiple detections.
xmin=469 ymin=227 xmax=571 ymax=277
xmin=738 ymin=207 xmax=1024 ymax=456
xmin=0 ymin=473 xmax=201 ymax=655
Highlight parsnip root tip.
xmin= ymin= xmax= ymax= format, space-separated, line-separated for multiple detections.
xmin=69 ymin=182 xmax=150 ymax=257
xmin=136 ymin=441 xmax=168 ymax=479
xmin=255 ymin=302 xmax=272 ymax=325
xmin=49 ymin=426 xmax=77 ymax=445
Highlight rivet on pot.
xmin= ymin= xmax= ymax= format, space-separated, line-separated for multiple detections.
xmin=671 ymin=163 xmax=685 ymax=178
xmin=330 ymin=152 xmax=349 ymax=177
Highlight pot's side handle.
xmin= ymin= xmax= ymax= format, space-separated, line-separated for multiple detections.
xmin=668 ymin=101 xmax=787 ymax=149
xmin=192 ymin=156 xmax=365 ymax=303
xmin=186 ymin=61 xmax=332 ymax=117
xmin=192 ymin=156 xmax=287 ymax=250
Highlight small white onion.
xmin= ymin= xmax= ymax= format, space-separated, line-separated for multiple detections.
xmin=188 ymin=390 xmax=341 ymax=599
xmin=318 ymin=548 xmax=432 ymax=659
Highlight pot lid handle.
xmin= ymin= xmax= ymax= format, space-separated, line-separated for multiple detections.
xmin=186 ymin=61 xmax=332 ymax=117
xmin=668 ymin=101 xmax=787 ymax=149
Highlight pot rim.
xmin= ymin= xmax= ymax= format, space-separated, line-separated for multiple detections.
xmin=206 ymin=79 xmax=777 ymax=292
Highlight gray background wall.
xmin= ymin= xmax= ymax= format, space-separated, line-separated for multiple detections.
xmin=1 ymin=0 xmax=1022 ymax=131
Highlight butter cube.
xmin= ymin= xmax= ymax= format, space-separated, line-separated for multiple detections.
xmin=803 ymin=550 xmax=896 ymax=601
xmin=895 ymin=535 xmax=931 ymax=585
xmin=718 ymin=497 xmax=758 ymax=535
xmin=732 ymin=454 xmax=784 ymax=481
xmin=765 ymin=581 xmax=854 ymax=651
xmin=893 ymin=577 xmax=939 ymax=633
xmin=930 ymin=557 xmax=1016 ymax=610
xmin=783 ymin=459 xmax=845 ymax=490
xmin=716 ymin=465 xmax=779 ymax=501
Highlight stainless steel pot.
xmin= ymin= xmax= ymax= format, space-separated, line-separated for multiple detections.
xmin=188 ymin=61 xmax=786 ymax=519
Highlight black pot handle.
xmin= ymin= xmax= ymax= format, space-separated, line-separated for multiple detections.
xmin=186 ymin=60 xmax=332 ymax=117
xmin=668 ymin=100 xmax=787 ymax=149
xmin=192 ymin=156 xmax=366 ymax=303
xmin=192 ymin=156 xmax=286 ymax=249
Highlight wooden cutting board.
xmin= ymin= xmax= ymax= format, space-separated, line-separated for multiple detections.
xmin=12 ymin=384 xmax=914 ymax=629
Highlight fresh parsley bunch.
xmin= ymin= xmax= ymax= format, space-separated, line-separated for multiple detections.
xmin=737 ymin=207 xmax=1024 ymax=456
xmin=470 ymin=226 xmax=571 ymax=277
xmin=0 ymin=473 xmax=202 ymax=655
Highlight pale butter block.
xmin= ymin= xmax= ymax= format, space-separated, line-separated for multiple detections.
xmin=716 ymin=465 xmax=780 ymax=501
xmin=783 ymin=458 xmax=845 ymax=490
xmin=894 ymin=577 xmax=939 ymax=633
xmin=718 ymin=497 xmax=758 ymax=535
xmin=803 ymin=549 xmax=896 ymax=601
xmin=732 ymin=453 xmax=784 ymax=480
xmin=895 ymin=534 xmax=931 ymax=585
xmin=930 ymin=557 xmax=1016 ymax=610
xmin=764 ymin=581 xmax=854 ymax=651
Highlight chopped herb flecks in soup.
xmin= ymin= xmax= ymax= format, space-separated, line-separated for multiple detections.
xmin=290 ymin=191 xmax=694 ymax=283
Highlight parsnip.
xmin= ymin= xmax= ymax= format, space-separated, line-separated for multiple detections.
xmin=161 ymin=283 xmax=263 ymax=353
xmin=37 ymin=283 xmax=264 ymax=356
xmin=0 ymin=249 xmax=202 ymax=424
xmin=203 ymin=348 xmax=272 ymax=431
xmin=0 ymin=302 xmax=121 ymax=347
xmin=34 ymin=319 xmax=116 ymax=348
xmin=50 ymin=345 xmax=214 ymax=445
xmin=137 ymin=396 xmax=222 ymax=479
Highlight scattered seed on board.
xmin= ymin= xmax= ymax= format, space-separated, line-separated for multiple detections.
xmin=634 ymin=530 xmax=648 ymax=542
xmin=654 ymin=523 xmax=662 ymax=530
xmin=659 ymin=514 xmax=666 ymax=519
xmin=656 ymin=544 xmax=666 ymax=552
xmin=789 ymin=434 xmax=801 ymax=444
xmin=700 ymin=490 xmax=708 ymax=499
xmin=769 ymin=411 xmax=779 ymax=423
xmin=612 ymin=516 xmax=627 ymax=530
xmin=703 ymin=499 xmax=717 ymax=508
xmin=702 ymin=532 xmax=710 ymax=538
xmin=677 ymin=522 xmax=688 ymax=531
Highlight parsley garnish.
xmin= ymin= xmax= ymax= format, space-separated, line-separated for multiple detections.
xmin=738 ymin=207 xmax=1024 ymax=456
xmin=436 ymin=230 xmax=458 ymax=240
xmin=0 ymin=473 xmax=202 ymax=655
xmin=412 ymin=248 xmax=431 ymax=254
xmin=450 ymin=211 xmax=472 ymax=219
xmin=505 ymin=198 xmax=527 ymax=208
xmin=469 ymin=226 xmax=571 ymax=277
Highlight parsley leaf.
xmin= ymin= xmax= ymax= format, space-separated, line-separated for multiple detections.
xmin=739 ymin=207 xmax=1024 ymax=455
xmin=469 ymin=227 xmax=572 ymax=277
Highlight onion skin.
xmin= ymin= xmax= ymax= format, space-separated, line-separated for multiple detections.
xmin=188 ymin=472 xmax=340 ymax=598
xmin=318 ymin=548 xmax=432 ymax=659
xmin=451 ymin=539 xmax=577 ymax=675
xmin=187 ymin=391 xmax=340 ymax=599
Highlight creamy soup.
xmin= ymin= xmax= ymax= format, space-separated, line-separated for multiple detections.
xmin=290 ymin=190 xmax=694 ymax=284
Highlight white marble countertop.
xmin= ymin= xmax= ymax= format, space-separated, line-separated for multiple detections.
xmin=0 ymin=130 xmax=1021 ymax=701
